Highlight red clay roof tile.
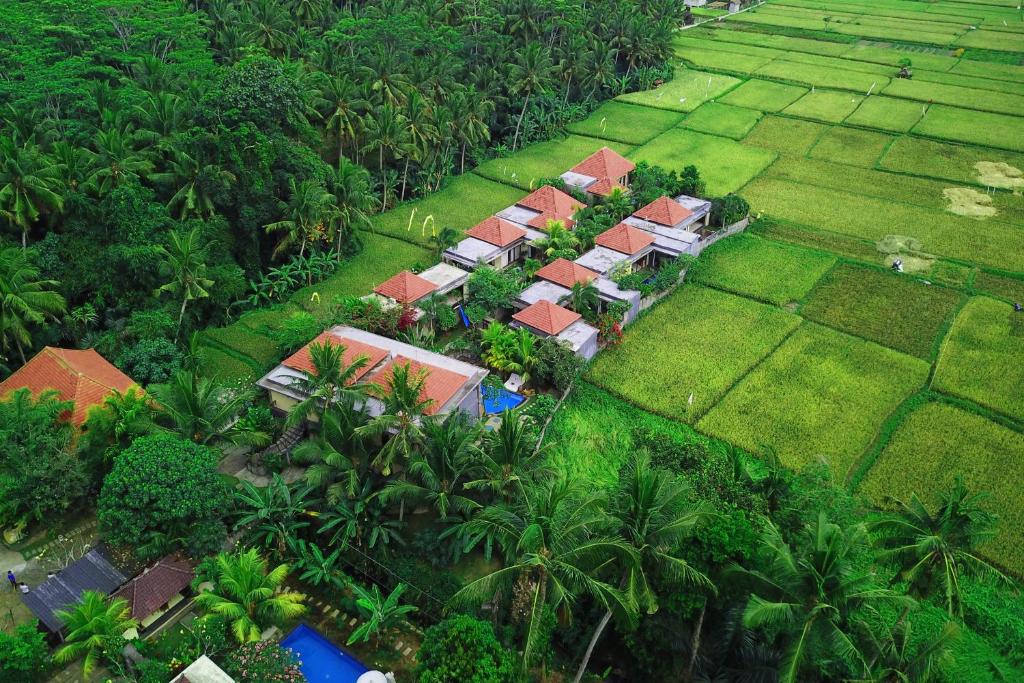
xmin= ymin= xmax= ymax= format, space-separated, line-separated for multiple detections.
xmin=466 ymin=217 xmax=527 ymax=248
xmin=281 ymin=332 xmax=388 ymax=381
xmin=517 ymin=186 xmax=583 ymax=226
xmin=513 ymin=300 xmax=582 ymax=336
xmin=535 ymin=258 xmax=598 ymax=288
xmin=595 ymin=222 xmax=656 ymax=255
xmin=585 ymin=177 xmax=627 ymax=197
xmin=367 ymin=356 xmax=469 ymax=415
xmin=570 ymin=147 xmax=635 ymax=182
xmin=633 ymin=196 xmax=693 ymax=227
xmin=373 ymin=271 xmax=437 ymax=304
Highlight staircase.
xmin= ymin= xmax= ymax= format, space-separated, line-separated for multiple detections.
xmin=248 ymin=423 xmax=306 ymax=474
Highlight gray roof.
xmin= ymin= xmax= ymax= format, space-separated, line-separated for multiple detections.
xmin=594 ymin=276 xmax=641 ymax=304
xmin=622 ymin=215 xmax=700 ymax=256
xmin=557 ymin=319 xmax=600 ymax=352
xmin=443 ymin=237 xmax=505 ymax=268
xmin=22 ymin=548 xmax=128 ymax=632
xmin=496 ymin=204 xmax=542 ymax=228
xmin=575 ymin=247 xmax=630 ymax=275
xmin=418 ymin=262 xmax=468 ymax=295
xmin=517 ymin=280 xmax=571 ymax=307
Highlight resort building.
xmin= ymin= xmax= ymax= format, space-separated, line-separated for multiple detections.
xmin=622 ymin=195 xmax=714 ymax=257
xmin=113 ymin=556 xmax=194 ymax=638
xmin=593 ymin=222 xmax=658 ymax=270
xmin=511 ymin=300 xmax=599 ymax=360
xmin=371 ymin=264 xmax=468 ymax=310
xmin=0 ymin=347 xmax=137 ymax=425
xmin=442 ymin=216 xmax=529 ymax=271
xmin=560 ymin=147 xmax=635 ymax=200
xmin=497 ymin=185 xmax=584 ymax=231
xmin=517 ymin=257 xmax=640 ymax=325
xmin=258 ymin=325 xmax=489 ymax=420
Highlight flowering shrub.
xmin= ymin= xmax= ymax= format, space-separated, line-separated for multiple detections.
xmin=222 ymin=641 xmax=306 ymax=683
xmin=597 ymin=313 xmax=624 ymax=345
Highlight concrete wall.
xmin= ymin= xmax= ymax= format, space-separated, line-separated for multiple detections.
xmin=456 ymin=385 xmax=483 ymax=418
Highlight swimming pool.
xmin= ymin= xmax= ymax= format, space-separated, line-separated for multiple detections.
xmin=281 ymin=624 xmax=369 ymax=683
xmin=483 ymin=387 xmax=526 ymax=414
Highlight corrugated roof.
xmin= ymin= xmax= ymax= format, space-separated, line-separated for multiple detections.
xmin=367 ymin=356 xmax=469 ymax=416
xmin=373 ymin=271 xmax=437 ymax=304
xmin=466 ymin=217 xmax=527 ymax=248
xmin=513 ymin=300 xmax=582 ymax=336
xmin=633 ymin=196 xmax=693 ymax=227
xmin=0 ymin=347 xmax=136 ymax=424
xmin=21 ymin=548 xmax=128 ymax=632
xmin=570 ymin=147 xmax=635 ymax=182
xmin=281 ymin=332 xmax=388 ymax=382
xmin=111 ymin=556 xmax=194 ymax=621
xmin=535 ymin=258 xmax=598 ymax=289
xmin=595 ymin=222 xmax=656 ymax=255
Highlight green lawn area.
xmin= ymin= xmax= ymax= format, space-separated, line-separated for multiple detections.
xmin=588 ymin=285 xmax=802 ymax=422
xmin=630 ymin=128 xmax=777 ymax=195
xmin=912 ymin=105 xmax=1024 ymax=153
xmin=844 ymin=96 xmax=928 ymax=132
xmin=932 ymin=296 xmax=1024 ymax=421
xmin=757 ymin=218 xmax=882 ymax=264
xmin=698 ymin=323 xmax=929 ymax=477
xmin=371 ymin=174 xmax=524 ymax=245
xmin=857 ymin=402 xmax=1024 ymax=575
xmin=955 ymin=28 xmax=1024 ymax=53
xmin=680 ymin=102 xmax=764 ymax=139
xmin=741 ymin=115 xmax=829 ymax=156
xmin=689 ymin=233 xmax=836 ymax=305
xmin=879 ymin=136 xmax=1024 ymax=189
xmin=799 ymin=263 xmax=964 ymax=359
xmin=474 ymin=135 xmax=634 ymax=191
xmin=677 ymin=46 xmax=776 ymax=74
xmin=807 ymin=126 xmax=893 ymax=167
xmin=566 ymin=101 xmax=684 ymax=145
xmin=616 ymin=68 xmax=742 ymax=112
xmin=196 ymin=346 xmax=261 ymax=387
xmin=236 ymin=302 xmax=302 ymax=335
xmin=719 ymin=78 xmax=808 ymax=112
xmin=705 ymin=26 xmax=853 ymax=57
xmin=782 ymin=90 xmax=865 ymax=123
xmin=203 ymin=324 xmax=285 ymax=369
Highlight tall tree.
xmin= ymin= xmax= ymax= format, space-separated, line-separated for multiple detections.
xmin=465 ymin=411 xmax=550 ymax=502
xmin=234 ymin=476 xmax=314 ymax=558
xmin=508 ymin=42 xmax=555 ymax=150
xmin=264 ymin=178 xmax=338 ymax=259
xmin=292 ymin=398 xmax=370 ymax=504
xmin=0 ymin=138 xmax=64 ymax=249
xmin=356 ymin=362 xmax=434 ymax=476
xmin=284 ymin=339 xmax=370 ymax=427
xmin=0 ymin=247 xmax=66 ymax=364
xmin=154 ymin=226 xmax=214 ymax=342
xmin=329 ymin=157 xmax=375 ymax=255
xmin=54 ymin=592 xmax=137 ymax=677
xmin=153 ymin=369 xmax=268 ymax=446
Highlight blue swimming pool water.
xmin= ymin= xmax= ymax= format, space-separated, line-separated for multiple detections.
xmin=281 ymin=624 xmax=369 ymax=683
xmin=483 ymin=387 xmax=526 ymax=414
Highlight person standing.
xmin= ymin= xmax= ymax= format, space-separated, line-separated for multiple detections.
xmin=7 ymin=570 xmax=15 ymax=589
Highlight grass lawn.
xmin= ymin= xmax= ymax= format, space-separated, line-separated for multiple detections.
xmin=630 ymin=128 xmax=777 ymax=195
xmin=782 ymin=90 xmax=865 ymax=123
xmin=616 ymin=68 xmax=743 ymax=112
xmin=587 ymin=285 xmax=802 ymax=421
xmin=689 ymin=233 xmax=836 ymax=305
xmin=799 ymin=263 xmax=963 ymax=358
xmin=236 ymin=302 xmax=302 ymax=335
xmin=974 ymin=271 xmax=1024 ymax=303
xmin=543 ymin=381 xmax=707 ymax=486
xmin=741 ymin=115 xmax=829 ymax=156
xmin=372 ymin=174 xmax=525 ymax=245
xmin=203 ymin=323 xmax=284 ymax=369
xmin=720 ymin=79 xmax=809 ymax=112
xmin=705 ymin=26 xmax=853 ymax=56
xmin=566 ymin=101 xmax=684 ymax=145
xmin=197 ymin=346 xmax=260 ymax=387
xmin=474 ymin=135 xmax=634 ymax=191
xmin=879 ymin=136 xmax=1024 ymax=189
xmin=756 ymin=218 xmax=882 ymax=264
xmin=808 ymin=126 xmax=893 ymax=167
xmin=698 ymin=322 xmax=929 ymax=477
xmin=680 ymin=102 xmax=764 ymax=139
xmin=844 ymin=96 xmax=928 ymax=132
xmin=857 ymin=402 xmax=1024 ymax=575
xmin=912 ymin=105 xmax=1024 ymax=153
xmin=955 ymin=28 xmax=1024 ymax=53
xmin=932 ymin=296 xmax=1024 ymax=420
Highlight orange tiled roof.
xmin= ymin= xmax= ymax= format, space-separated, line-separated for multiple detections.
xmin=373 ymin=271 xmax=437 ymax=304
xmin=367 ymin=356 xmax=469 ymax=415
xmin=535 ymin=258 xmax=598 ymax=289
xmin=513 ymin=300 xmax=581 ymax=336
xmin=282 ymin=331 xmax=388 ymax=381
xmin=466 ymin=217 xmax=527 ymax=248
xmin=585 ymin=178 xmax=627 ymax=198
xmin=518 ymin=186 xmax=583 ymax=229
xmin=0 ymin=347 xmax=136 ymax=424
xmin=633 ymin=196 xmax=693 ymax=227
xmin=571 ymin=147 xmax=635 ymax=182
xmin=595 ymin=222 xmax=656 ymax=255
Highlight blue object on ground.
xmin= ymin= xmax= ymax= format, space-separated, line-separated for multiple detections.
xmin=483 ymin=387 xmax=527 ymax=414
xmin=281 ymin=624 xmax=369 ymax=683
xmin=457 ymin=304 xmax=471 ymax=328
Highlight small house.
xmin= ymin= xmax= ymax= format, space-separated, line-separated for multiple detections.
xmin=560 ymin=147 xmax=636 ymax=200
xmin=497 ymin=185 xmax=584 ymax=232
xmin=511 ymin=300 xmax=599 ymax=360
xmin=443 ymin=217 xmax=529 ymax=271
xmin=523 ymin=257 xmax=639 ymax=324
xmin=623 ymin=195 xmax=714 ymax=258
xmin=112 ymin=556 xmax=194 ymax=638
xmin=370 ymin=265 xmax=467 ymax=315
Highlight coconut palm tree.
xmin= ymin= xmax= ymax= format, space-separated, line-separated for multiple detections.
xmin=572 ymin=454 xmax=714 ymax=683
xmin=155 ymin=147 xmax=236 ymax=219
xmin=450 ymin=86 xmax=493 ymax=173
xmin=449 ymin=477 xmax=637 ymax=675
xmin=561 ymin=281 xmax=600 ymax=320
xmin=534 ymin=219 xmax=580 ymax=260
xmin=81 ymin=386 xmax=159 ymax=457
xmin=853 ymin=618 xmax=959 ymax=683
xmin=356 ymin=361 xmax=433 ymax=476
xmin=154 ymin=226 xmax=214 ymax=342
xmin=234 ymin=476 xmax=314 ymax=558
xmin=509 ymin=42 xmax=556 ymax=150
xmin=153 ymin=369 xmax=269 ymax=446
xmin=292 ymin=398 xmax=370 ymax=504
xmin=361 ymin=103 xmax=409 ymax=210
xmin=329 ymin=157 xmax=375 ymax=255
xmin=0 ymin=138 xmax=64 ymax=249
xmin=54 ymin=591 xmax=137 ymax=677
xmin=322 ymin=75 xmax=368 ymax=164
xmin=501 ymin=327 xmax=540 ymax=388
xmin=348 ymin=583 xmax=418 ymax=647
xmin=195 ymin=548 xmax=307 ymax=643
xmin=264 ymin=178 xmax=338 ymax=259
xmin=872 ymin=477 xmax=1010 ymax=618
xmin=465 ymin=411 xmax=550 ymax=502
xmin=318 ymin=477 xmax=404 ymax=553
xmin=735 ymin=514 xmax=910 ymax=683
xmin=284 ymin=339 xmax=371 ymax=427
xmin=85 ymin=127 xmax=154 ymax=197
xmin=0 ymin=246 xmax=66 ymax=364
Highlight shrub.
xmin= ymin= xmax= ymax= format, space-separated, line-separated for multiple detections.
xmin=533 ymin=337 xmax=586 ymax=391
xmin=416 ymin=615 xmax=517 ymax=683
xmin=467 ymin=266 xmax=523 ymax=312
xmin=0 ymin=621 xmax=49 ymax=682
xmin=709 ymin=194 xmax=749 ymax=228
xmin=116 ymin=337 xmax=183 ymax=385
xmin=221 ymin=641 xmax=305 ymax=683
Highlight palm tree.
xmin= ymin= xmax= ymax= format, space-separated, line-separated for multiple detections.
xmin=329 ymin=158 xmax=375 ymax=255
xmin=154 ymin=226 xmax=214 ymax=342
xmin=508 ymin=42 xmax=555 ymax=150
xmin=153 ymin=369 xmax=269 ymax=446
xmin=450 ymin=86 xmax=493 ymax=173
xmin=54 ymin=591 xmax=137 ymax=677
xmin=502 ymin=327 xmax=540 ymax=388
xmin=81 ymin=386 xmax=159 ymax=457
xmin=573 ymin=454 xmax=714 ymax=683
xmin=450 ymin=478 xmax=637 ymax=674
xmin=347 ymin=583 xmax=418 ymax=647
xmin=155 ymin=148 xmax=236 ymax=219
xmin=284 ymin=339 xmax=371 ymax=427
xmin=0 ymin=246 xmax=66 ymax=363
xmin=361 ymin=103 xmax=409 ymax=210
xmin=734 ymin=514 xmax=910 ymax=683
xmin=0 ymin=138 xmax=64 ymax=249
xmin=399 ymin=90 xmax=437 ymax=200
xmin=322 ymin=74 xmax=367 ymax=163
xmin=561 ymin=281 xmax=600 ymax=320
xmin=264 ymin=178 xmax=338 ymax=259
xmin=853 ymin=618 xmax=959 ymax=683
xmin=534 ymin=219 xmax=580 ymax=259
xmin=872 ymin=477 xmax=1010 ymax=618
xmin=85 ymin=127 xmax=154 ymax=197
xmin=234 ymin=476 xmax=314 ymax=558
xmin=356 ymin=361 xmax=433 ymax=476
xmin=195 ymin=548 xmax=307 ymax=643
xmin=465 ymin=412 xmax=550 ymax=502
xmin=318 ymin=477 xmax=404 ymax=553
xmin=288 ymin=539 xmax=348 ymax=591
xmin=292 ymin=399 xmax=370 ymax=505
xmin=379 ymin=411 xmax=482 ymax=519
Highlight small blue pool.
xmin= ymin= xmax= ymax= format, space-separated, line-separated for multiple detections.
xmin=483 ymin=387 xmax=526 ymax=414
xmin=281 ymin=624 xmax=369 ymax=683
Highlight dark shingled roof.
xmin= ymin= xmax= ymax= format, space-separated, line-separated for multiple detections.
xmin=21 ymin=548 xmax=128 ymax=632
xmin=111 ymin=556 xmax=194 ymax=621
